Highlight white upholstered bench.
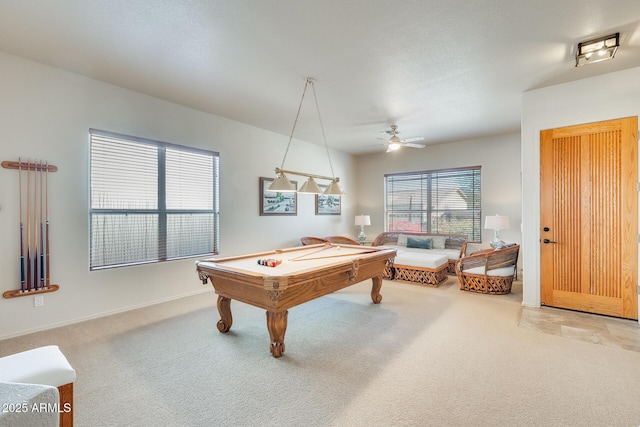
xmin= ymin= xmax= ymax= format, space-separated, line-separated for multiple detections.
xmin=0 ymin=345 xmax=76 ymax=426
xmin=391 ymin=252 xmax=449 ymax=287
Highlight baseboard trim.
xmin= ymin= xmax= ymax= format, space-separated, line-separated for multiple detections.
xmin=0 ymin=288 xmax=213 ymax=340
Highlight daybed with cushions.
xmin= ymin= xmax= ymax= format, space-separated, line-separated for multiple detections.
xmin=372 ymin=232 xmax=468 ymax=286
xmin=455 ymin=243 xmax=520 ymax=294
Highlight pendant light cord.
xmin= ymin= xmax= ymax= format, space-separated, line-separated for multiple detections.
xmin=310 ymin=79 xmax=336 ymax=180
xmin=279 ymin=78 xmax=336 ymax=180
xmin=279 ymin=78 xmax=309 ymax=170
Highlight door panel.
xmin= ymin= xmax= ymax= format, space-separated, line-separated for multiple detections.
xmin=540 ymin=117 xmax=638 ymax=319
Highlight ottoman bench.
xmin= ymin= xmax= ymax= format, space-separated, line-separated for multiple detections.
xmin=388 ymin=252 xmax=449 ymax=287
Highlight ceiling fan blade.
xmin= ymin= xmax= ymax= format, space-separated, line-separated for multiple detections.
xmin=400 ymin=136 xmax=425 ymax=143
xmin=403 ymin=142 xmax=425 ymax=149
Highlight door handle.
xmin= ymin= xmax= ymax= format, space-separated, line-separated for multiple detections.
xmin=543 ymin=239 xmax=556 ymax=244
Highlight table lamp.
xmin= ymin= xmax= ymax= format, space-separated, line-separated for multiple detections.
xmin=485 ymin=214 xmax=509 ymax=248
xmin=354 ymin=214 xmax=371 ymax=244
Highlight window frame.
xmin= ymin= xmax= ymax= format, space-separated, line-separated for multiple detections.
xmin=384 ymin=166 xmax=482 ymax=243
xmin=89 ymin=129 xmax=219 ymax=270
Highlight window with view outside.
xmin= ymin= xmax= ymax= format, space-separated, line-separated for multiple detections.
xmin=89 ymin=129 xmax=219 ymax=270
xmin=384 ymin=166 xmax=481 ymax=242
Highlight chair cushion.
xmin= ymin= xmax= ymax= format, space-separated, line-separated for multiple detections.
xmin=0 ymin=345 xmax=76 ymax=387
xmin=0 ymin=382 xmax=60 ymax=425
xmin=462 ymin=265 xmax=515 ymax=276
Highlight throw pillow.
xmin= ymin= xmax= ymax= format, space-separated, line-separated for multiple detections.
xmin=397 ymin=234 xmax=409 ymax=246
xmin=495 ymin=241 xmax=516 ymax=250
xmin=431 ymin=236 xmax=447 ymax=249
xmin=407 ymin=237 xmax=433 ymax=249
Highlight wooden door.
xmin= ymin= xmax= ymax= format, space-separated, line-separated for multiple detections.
xmin=540 ymin=117 xmax=638 ymax=319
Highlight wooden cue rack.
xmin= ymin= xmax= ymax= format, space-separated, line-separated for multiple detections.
xmin=2 ymin=160 xmax=59 ymax=299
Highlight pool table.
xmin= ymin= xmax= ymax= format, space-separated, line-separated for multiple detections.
xmin=195 ymin=243 xmax=396 ymax=358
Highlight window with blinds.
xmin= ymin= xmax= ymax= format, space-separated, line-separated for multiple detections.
xmin=384 ymin=166 xmax=482 ymax=242
xmin=89 ymin=129 xmax=219 ymax=270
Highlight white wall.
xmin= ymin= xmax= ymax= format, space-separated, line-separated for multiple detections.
xmin=0 ymin=52 xmax=356 ymax=339
xmin=17 ymin=50 xmax=634 ymax=338
xmin=354 ymin=133 xmax=522 ymax=253
xmin=521 ymin=66 xmax=640 ymax=312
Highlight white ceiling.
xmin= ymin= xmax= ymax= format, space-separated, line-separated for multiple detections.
xmin=1 ymin=0 xmax=639 ymax=154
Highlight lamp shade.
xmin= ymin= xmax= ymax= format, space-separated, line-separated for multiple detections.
xmin=268 ymin=173 xmax=296 ymax=192
xmin=324 ymin=180 xmax=345 ymax=195
xmin=298 ymin=176 xmax=323 ymax=194
xmin=484 ymin=215 xmax=509 ymax=230
xmin=354 ymin=215 xmax=371 ymax=226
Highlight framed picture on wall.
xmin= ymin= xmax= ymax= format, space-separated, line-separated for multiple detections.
xmin=260 ymin=177 xmax=297 ymax=216
xmin=315 ymin=186 xmax=341 ymax=215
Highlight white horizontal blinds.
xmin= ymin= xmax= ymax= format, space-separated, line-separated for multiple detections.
xmin=385 ymin=166 xmax=481 ymax=242
xmin=165 ymin=148 xmax=218 ymax=258
xmin=385 ymin=173 xmax=426 ymax=232
xmin=90 ymin=134 xmax=159 ymax=268
xmin=166 ymin=149 xmax=213 ymax=209
xmin=90 ymin=214 xmax=159 ymax=267
xmin=89 ymin=129 xmax=219 ymax=269
xmin=91 ymin=136 xmax=158 ymax=209
xmin=430 ymin=168 xmax=481 ymax=241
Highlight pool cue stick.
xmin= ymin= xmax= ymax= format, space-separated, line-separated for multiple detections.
xmin=45 ymin=161 xmax=49 ymax=288
xmin=39 ymin=161 xmax=44 ymax=289
xmin=19 ymin=158 xmax=26 ymax=292
xmin=33 ymin=160 xmax=39 ymax=291
xmin=33 ymin=160 xmax=39 ymax=290
xmin=26 ymin=160 xmax=32 ymax=291
xmin=288 ymin=243 xmax=333 ymax=261
xmin=290 ymin=249 xmax=378 ymax=261
xmin=33 ymin=161 xmax=38 ymax=290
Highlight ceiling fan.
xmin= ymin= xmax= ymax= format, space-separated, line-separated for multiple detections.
xmin=379 ymin=124 xmax=425 ymax=152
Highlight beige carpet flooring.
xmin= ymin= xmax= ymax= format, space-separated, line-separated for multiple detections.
xmin=2 ymin=277 xmax=640 ymax=426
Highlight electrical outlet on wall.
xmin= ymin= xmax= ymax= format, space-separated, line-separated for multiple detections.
xmin=34 ymin=295 xmax=44 ymax=307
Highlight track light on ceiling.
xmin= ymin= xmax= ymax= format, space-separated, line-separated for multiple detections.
xmin=268 ymin=77 xmax=345 ymax=196
xmin=575 ymin=32 xmax=619 ymax=67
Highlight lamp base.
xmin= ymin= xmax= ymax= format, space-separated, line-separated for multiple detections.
xmin=490 ymin=230 xmax=501 ymax=248
xmin=358 ymin=229 xmax=366 ymax=245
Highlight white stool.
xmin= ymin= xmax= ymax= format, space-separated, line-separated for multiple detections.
xmin=0 ymin=345 xmax=76 ymax=426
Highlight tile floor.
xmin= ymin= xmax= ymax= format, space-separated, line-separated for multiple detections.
xmin=519 ymin=304 xmax=640 ymax=352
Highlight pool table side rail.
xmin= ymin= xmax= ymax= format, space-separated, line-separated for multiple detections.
xmin=196 ymin=248 xmax=396 ymax=311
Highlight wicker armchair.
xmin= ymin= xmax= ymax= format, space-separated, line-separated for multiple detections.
xmin=300 ymin=236 xmax=329 ymax=245
xmin=455 ymin=244 xmax=520 ymax=294
xmin=325 ymin=236 xmax=360 ymax=245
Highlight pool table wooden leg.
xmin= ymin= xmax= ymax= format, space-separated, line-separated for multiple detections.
xmin=266 ymin=310 xmax=288 ymax=358
xmin=371 ymin=275 xmax=383 ymax=304
xmin=216 ymin=295 xmax=233 ymax=333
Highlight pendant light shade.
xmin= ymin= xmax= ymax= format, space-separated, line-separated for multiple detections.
xmin=298 ymin=176 xmax=323 ymax=194
xmin=268 ymin=173 xmax=296 ymax=192
xmin=324 ymin=180 xmax=345 ymax=195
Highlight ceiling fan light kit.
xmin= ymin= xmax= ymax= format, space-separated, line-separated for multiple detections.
xmin=381 ymin=124 xmax=425 ymax=153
